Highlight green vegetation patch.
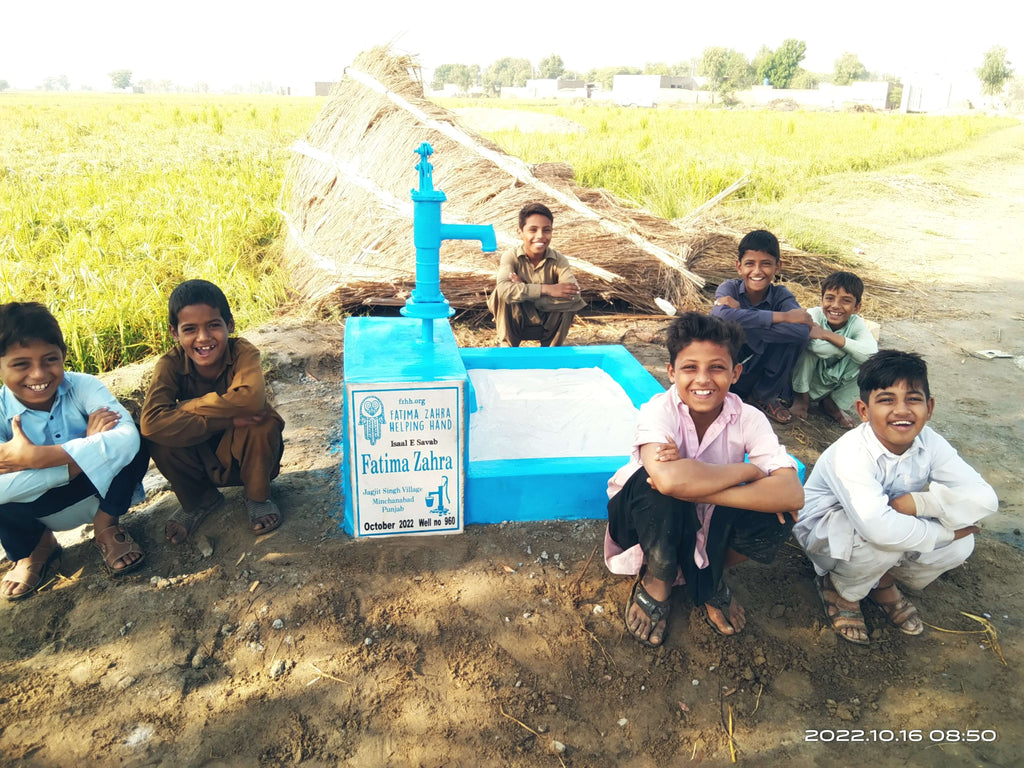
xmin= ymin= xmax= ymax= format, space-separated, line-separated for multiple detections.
xmin=0 ymin=93 xmax=320 ymax=372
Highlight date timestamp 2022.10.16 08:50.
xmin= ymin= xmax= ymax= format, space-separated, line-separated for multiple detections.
xmin=805 ymin=729 xmax=998 ymax=743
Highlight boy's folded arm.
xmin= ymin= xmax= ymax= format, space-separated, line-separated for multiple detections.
xmin=0 ymin=465 xmax=72 ymax=503
xmin=694 ymin=467 xmax=804 ymax=513
xmin=836 ymin=461 xmax=955 ymax=552
xmin=641 ymin=442 xmax=762 ymax=500
xmin=842 ymin=324 xmax=878 ymax=363
xmin=60 ymin=376 xmax=140 ymax=491
xmin=141 ymin=366 xmax=231 ymax=446
xmin=493 ymin=252 xmax=535 ymax=303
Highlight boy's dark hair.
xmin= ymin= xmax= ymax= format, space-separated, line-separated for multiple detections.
xmin=168 ymin=279 xmax=234 ymax=330
xmin=821 ymin=271 xmax=865 ymax=303
xmin=737 ymin=229 xmax=780 ymax=261
xmin=518 ymin=202 xmax=554 ymax=229
xmin=0 ymin=301 xmax=66 ymax=358
xmin=858 ymin=349 xmax=930 ymax=401
xmin=666 ymin=312 xmax=745 ymax=366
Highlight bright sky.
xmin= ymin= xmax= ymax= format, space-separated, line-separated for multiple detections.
xmin=2 ymin=0 xmax=1018 ymax=94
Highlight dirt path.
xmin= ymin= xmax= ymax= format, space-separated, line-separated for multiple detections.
xmin=2 ymin=125 xmax=1023 ymax=768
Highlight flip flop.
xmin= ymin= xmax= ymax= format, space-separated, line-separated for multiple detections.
xmin=752 ymin=398 xmax=793 ymax=424
xmin=703 ymin=581 xmax=743 ymax=636
xmin=166 ymin=491 xmax=226 ymax=545
xmin=624 ymin=567 xmax=670 ymax=647
xmin=244 ymin=497 xmax=283 ymax=536
xmin=2 ymin=544 xmax=62 ymax=602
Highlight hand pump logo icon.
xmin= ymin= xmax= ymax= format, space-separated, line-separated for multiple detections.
xmin=358 ymin=396 xmax=385 ymax=445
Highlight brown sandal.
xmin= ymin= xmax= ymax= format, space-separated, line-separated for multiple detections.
xmin=869 ymin=582 xmax=924 ymax=635
xmin=2 ymin=542 xmax=62 ymax=601
xmin=94 ymin=524 xmax=145 ymax=577
xmin=817 ymin=574 xmax=869 ymax=645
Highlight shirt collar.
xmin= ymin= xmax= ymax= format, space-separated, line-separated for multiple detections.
xmin=178 ymin=339 xmax=236 ymax=378
xmin=516 ymin=244 xmax=554 ymax=262
xmin=668 ymin=386 xmax=742 ymax=426
xmin=737 ymin=280 xmax=775 ymax=307
xmin=858 ymin=421 xmax=924 ymax=461
xmin=0 ymin=375 xmax=69 ymax=417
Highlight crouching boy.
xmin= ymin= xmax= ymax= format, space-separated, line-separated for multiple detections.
xmin=141 ymin=280 xmax=284 ymax=544
xmin=0 ymin=302 xmax=147 ymax=600
xmin=790 ymin=271 xmax=877 ymax=428
xmin=793 ymin=350 xmax=997 ymax=645
xmin=605 ymin=312 xmax=804 ymax=647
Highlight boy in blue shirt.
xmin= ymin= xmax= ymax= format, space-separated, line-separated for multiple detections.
xmin=0 ymin=302 xmax=147 ymax=600
xmin=711 ymin=229 xmax=811 ymax=424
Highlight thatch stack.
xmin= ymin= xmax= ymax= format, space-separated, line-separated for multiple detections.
xmin=281 ymin=47 xmax=708 ymax=316
xmin=281 ymin=47 xmax=887 ymax=319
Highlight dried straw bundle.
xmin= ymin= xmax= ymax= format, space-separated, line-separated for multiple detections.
xmin=281 ymin=47 xmax=708 ymax=316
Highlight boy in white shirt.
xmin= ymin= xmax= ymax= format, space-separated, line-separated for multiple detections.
xmin=793 ymin=350 xmax=997 ymax=645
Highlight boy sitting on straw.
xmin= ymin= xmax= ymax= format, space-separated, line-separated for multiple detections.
xmin=710 ymin=229 xmax=811 ymax=424
xmin=486 ymin=202 xmax=586 ymax=347
xmin=793 ymin=350 xmax=997 ymax=645
xmin=790 ymin=271 xmax=877 ymax=428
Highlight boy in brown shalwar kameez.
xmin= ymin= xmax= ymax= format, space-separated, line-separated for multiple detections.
xmin=141 ymin=280 xmax=284 ymax=544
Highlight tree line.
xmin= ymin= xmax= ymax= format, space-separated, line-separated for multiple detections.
xmin=431 ymin=43 xmax=1016 ymax=101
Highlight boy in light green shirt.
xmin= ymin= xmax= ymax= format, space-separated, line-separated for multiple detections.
xmin=791 ymin=271 xmax=877 ymax=427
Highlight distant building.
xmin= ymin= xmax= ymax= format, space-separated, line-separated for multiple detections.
xmin=612 ymin=75 xmax=699 ymax=107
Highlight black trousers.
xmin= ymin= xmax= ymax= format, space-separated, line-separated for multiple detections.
xmin=0 ymin=443 xmax=149 ymax=561
xmin=607 ymin=466 xmax=793 ymax=605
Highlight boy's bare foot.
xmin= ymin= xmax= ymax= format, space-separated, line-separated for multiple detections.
xmin=703 ymin=582 xmax=745 ymax=635
xmin=166 ymin=490 xmax=225 ymax=544
xmin=820 ymin=396 xmax=857 ymax=428
xmin=625 ymin=571 xmax=671 ymax=646
xmin=790 ymin=392 xmax=810 ymax=419
xmin=1 ymin=531 xmax=60 ymax=600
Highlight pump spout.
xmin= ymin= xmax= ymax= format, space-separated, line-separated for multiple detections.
xmin=439 ymin=223 xmax=497 ymax=253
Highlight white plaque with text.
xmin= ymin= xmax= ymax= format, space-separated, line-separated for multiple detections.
xmin=347 ymin=381 xmax=463 ymax=537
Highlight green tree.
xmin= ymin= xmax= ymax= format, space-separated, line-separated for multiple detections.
xmin=790 ymin=69 xmax=820 ymax=89
xmin=42 ymin=75 xmax=71 ymax=91
xmin=977 ymin=45 xmax=1013 ymax=96
xmin=109 ymin=69 xmax=133 ymax=90
xmin=0 ymin=79 xmax=8 ymax=92
xmin=644 ymin=62 xmax=671 ymax=76
xmin=538 ymin=53 xmax=565 ymax=79
xmin=432 ymin=63 xmax=479 ymax=92
xmin=834 ymin=52 xmax=868 ymax=86
xmin=586 ymin=65 xmax=642 ymax=90
xmin=700 ymin=46 xmax=730 ymax=93
xmin=483 ymin=57 xmax=532 ymax=93
xmin=757 ymin=39 xmax=807 ymax=88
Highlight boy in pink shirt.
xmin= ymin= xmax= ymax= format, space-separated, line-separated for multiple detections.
xmin=606 ymin=312 xmax=804 ymax=646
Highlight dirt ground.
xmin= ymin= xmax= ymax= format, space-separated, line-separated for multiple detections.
xmin=2 ymin=124 xmax=1024 ymax=768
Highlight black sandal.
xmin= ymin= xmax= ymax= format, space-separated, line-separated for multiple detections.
xmin=703 ymin=581 xmax=742 ymax=636
xmin=624 ymin=568 xmax=671 ymax=647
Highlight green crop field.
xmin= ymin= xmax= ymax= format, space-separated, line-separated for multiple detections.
xmin=1 ymin=93 xmax=1014 ymax=372
xmin=0 ymin=93 xmax=320 ymax=372
xmin=461 ymin=101 xmax=1015 ymax=219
